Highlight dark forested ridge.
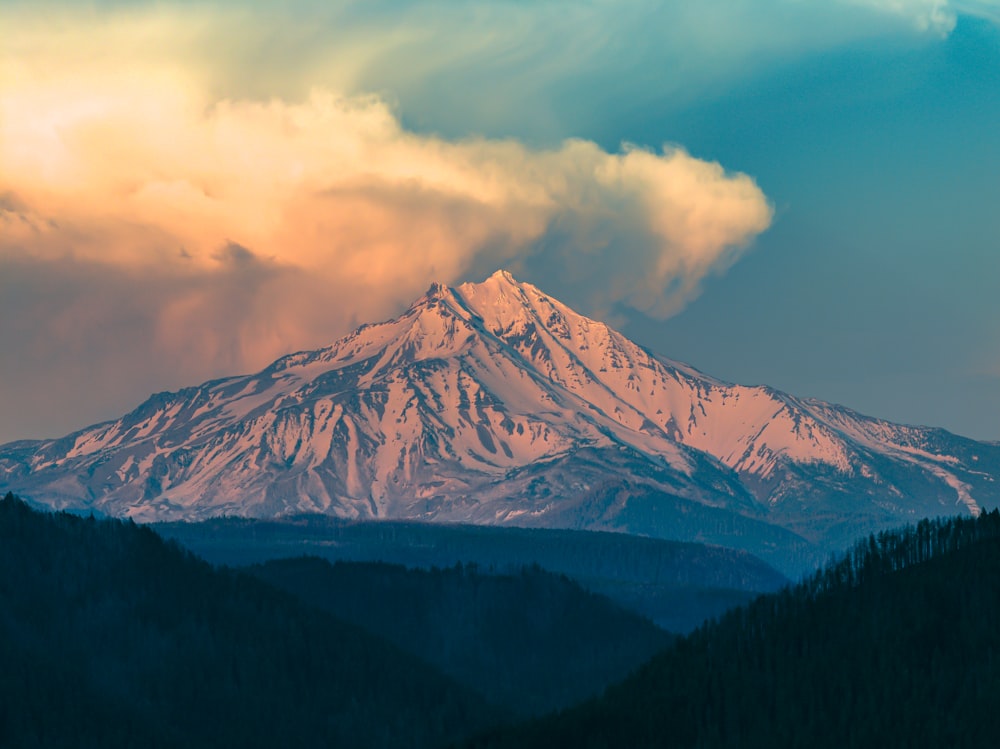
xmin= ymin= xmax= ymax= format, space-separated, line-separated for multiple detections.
xmin=466 ymin=510 xmax=1000 ymax=748
xmin=247 ymin=557 xmax=673 ymax=717
xmin=17 ymin=481 xmax=1000 ymax=749
xmin=0 ymin=493 xmax=496 ymax=749
xmin=158 ymin=516 xmax=788 ymax=632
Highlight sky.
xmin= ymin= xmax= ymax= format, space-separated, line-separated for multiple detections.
xmin=1 ymin=0 xmax=998 ymax=444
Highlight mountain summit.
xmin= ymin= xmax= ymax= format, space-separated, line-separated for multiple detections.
xmin=2 ymin=270 xmax=997 ymax=562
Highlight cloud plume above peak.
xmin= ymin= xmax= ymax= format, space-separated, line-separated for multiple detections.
xmin=2 ymin=77 xmax=771 ymax=301
xmin=0 ymin=7 xmax=772 ymax=443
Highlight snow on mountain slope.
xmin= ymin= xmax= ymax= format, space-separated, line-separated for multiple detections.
xmin=457 ymin=272 xmax=854 ymax=480
xmin=1 ymin=270 xmax=997 ymax=555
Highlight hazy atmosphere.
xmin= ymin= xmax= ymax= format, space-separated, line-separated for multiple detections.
xmin=2 ymin=0 xmax=998 ymax=444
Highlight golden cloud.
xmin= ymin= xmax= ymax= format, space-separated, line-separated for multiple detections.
xmin=0 ymin=6 xmax=772 ymax=441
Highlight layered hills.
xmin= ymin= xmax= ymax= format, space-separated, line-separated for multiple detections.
xmin=157 ymin=517 xmax=789 ymax=630
xmin=0 ymin=493 xmax=495 ymax=749
xmin=467 ymin=511 xmax=1000 ymax=748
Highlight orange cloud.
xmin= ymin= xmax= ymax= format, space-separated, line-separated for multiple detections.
xmin=0 ymin=8 xmax=772 ymax=442
xmin=2 ymin=75 xmax=771 ymax=321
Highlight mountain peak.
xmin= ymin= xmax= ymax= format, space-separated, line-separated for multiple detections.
xmin=489 ymin=268 xmax=517 ymax=284
xmin=1 ymin=270 xmax=996 ymax=561
xmin=409 ymin=280 xmax=467 ymax=323
xmin=462 ymin=269 xmax=536 ymax=296
xmin=425 ymin=280 xmax=449 ymax=297
xmin=422 ymin=270 xmax=523 ymax=305
xmin=455 ymin=269 xmax=557 ymax=336
xmin=417 ymin=280 xmax=464 ymax=308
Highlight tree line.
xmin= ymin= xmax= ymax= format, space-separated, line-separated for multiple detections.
xmin=0 ymin=493 xmax=495 ymax=749
xmin=466 ymin=509 xmax=1000 ymax=748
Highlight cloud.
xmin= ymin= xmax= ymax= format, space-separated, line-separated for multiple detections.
xmin=3 ymin=0 xmax=993 ymax=444
xmin=0 ymin=14 xmax=772 ymax=442
xmin=845 ymin=0 xmax=956 ymax=33
xmin=0 ymin=77 xmax=770 ymax=330
xmin=954 ymin=0 xmax=1000 ymax=23
xmin=3 ymin=0 xmax=979 ymax=146
xmin=847 ymin=0 xmax=1000 ymax=32
xmin=2 ymin=75 xmax=772 ymax=290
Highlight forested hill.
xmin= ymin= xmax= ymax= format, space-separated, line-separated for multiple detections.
xmin=0 ymin=493 xmax=495 ymax=749
xmin=466 ymin=510 xmax=1000 ymax=749
xmin=247 ymin=557 xmax=672 ymax=717
xmin=157 ymin=516 xmax=789 ymax=631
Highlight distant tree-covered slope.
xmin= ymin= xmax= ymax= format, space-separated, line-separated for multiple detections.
xmin=467 ymin=511 xmax=1000 ymax=749
xmin=0 ymin=493 xmax=496 ymax=749
xmin=158 ymin=516 xmax=788 ymax=632
xmin=247 ymin=557 xmax=673 ymax=717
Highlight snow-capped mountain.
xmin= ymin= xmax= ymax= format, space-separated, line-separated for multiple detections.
xmin=2 ymin=270 xmax=997 ymax=558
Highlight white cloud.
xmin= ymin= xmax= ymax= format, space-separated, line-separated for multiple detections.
xmin=1 ymin=74 xmax=772 ymax=324
xmin=2 ymin=0 xmax=994 ymax=444
xmin=844 ymin=0 xmax=956 ymax=33
xmin=3 ymin=0 xmax=976 ymax=145
xmin=0 ymin=15 xmax=772 ymax=441
xmin=954 ymin=0 xmax=1000 ymax=23
xmin=849 ymin=0 xmax=1000 ymax=31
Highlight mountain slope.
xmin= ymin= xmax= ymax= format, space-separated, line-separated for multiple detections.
xmin=0 ymin=494 xmax=495 ymax=749
xmin=2 ymin=270 xmax=997 ymax=558
xmin=157 ymin=517 xmax=790 ymax=630
xmin=246 ymin=557 xmax=672 ymax=717
xmin=465 ymin=511 xmax=1000 ymax=749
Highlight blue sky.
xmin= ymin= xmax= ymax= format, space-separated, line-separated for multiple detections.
xmin=1 ymin=0 xmax=998 ymax=442
xmin=616 ymin=12 xmax=1000 ymax=440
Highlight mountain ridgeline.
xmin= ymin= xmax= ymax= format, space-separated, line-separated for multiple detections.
xmin=157 ymin=517 xmax=788 ymax=632
xmin=0 ymin=493 xmax=686 ymax=744
xmin=2 ymin=270 xmax=998 ymax=571
xmin=7 ymin=494 xmax=1000 ymax=747
xmin=466 ymin=510 xmax=1000 ymax=749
